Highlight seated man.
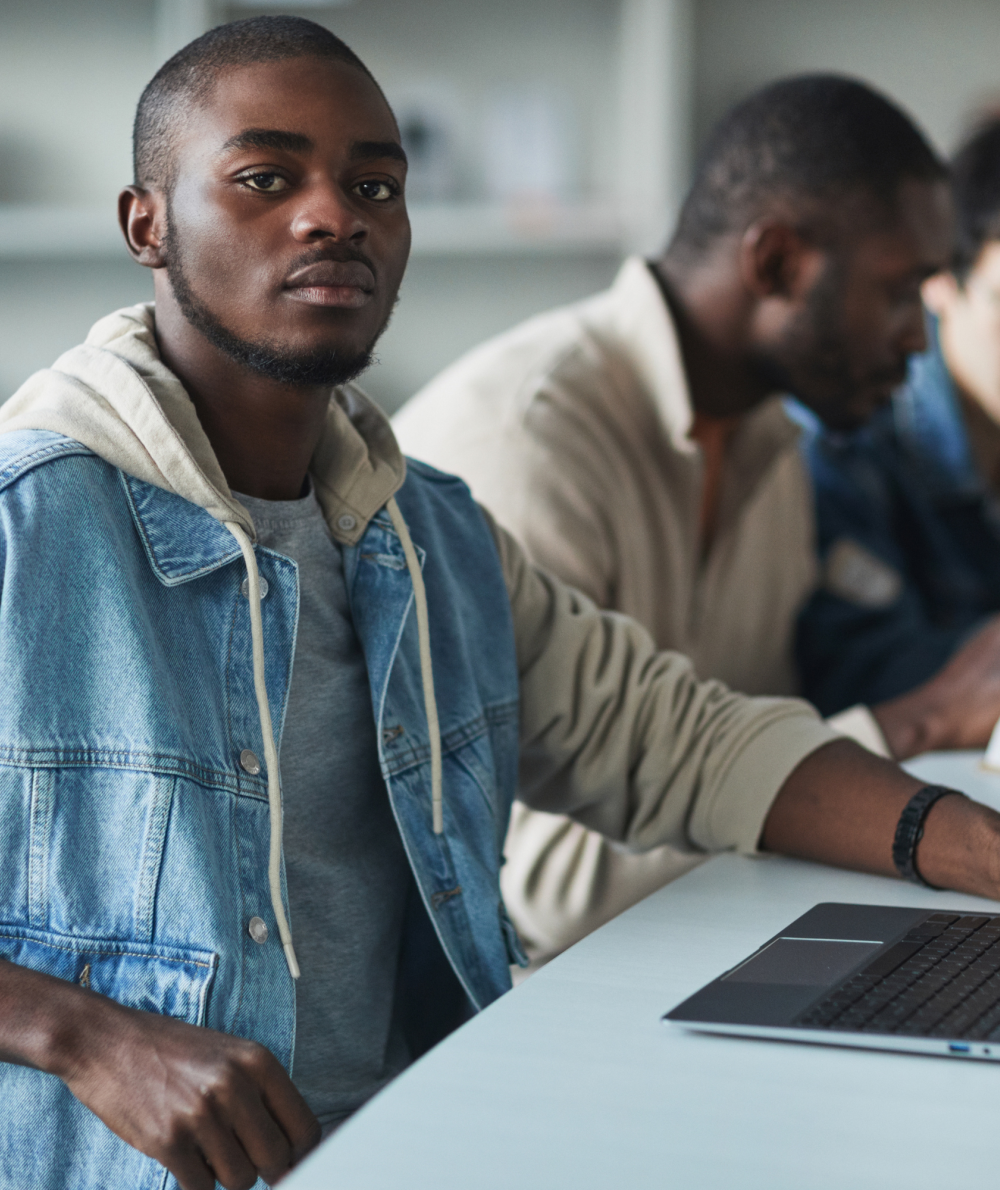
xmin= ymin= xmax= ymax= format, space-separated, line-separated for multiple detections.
xmin=394 ymin=76 xmax=999 ymax=962
xmin=1 ymin=26 xmax=997 ymax=1190
xmin=797 ymin=118 xmax=1000 ymax=715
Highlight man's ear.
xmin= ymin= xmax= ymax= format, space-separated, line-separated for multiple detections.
xmin=922 ymin=271 xmax=959 ymax=317
xmin=118 ymin=186 xmax=168 ymax=268
xmin=738 ymin=220 xmax=823 ymax=301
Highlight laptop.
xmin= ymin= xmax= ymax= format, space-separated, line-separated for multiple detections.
xmin=664 ymin=902 xmax=1000 ymax=1060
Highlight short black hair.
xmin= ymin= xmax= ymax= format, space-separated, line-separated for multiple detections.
xmin=950 ymin=118 xmax=1000 ymax=281
xmin=668 ymin=74 xmax=946 ymax=261
xmin=133 ymin=15 xmax=380 ymax=190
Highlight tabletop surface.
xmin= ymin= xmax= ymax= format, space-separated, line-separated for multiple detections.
xmin=286 ymin=751 xmax=1000 ymax=1190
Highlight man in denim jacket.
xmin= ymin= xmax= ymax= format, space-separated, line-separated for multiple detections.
xmin=798 ymin=119 xmax=1000 ymax=718
xmin=2 ymin=19 xmax=1000 ymax=1190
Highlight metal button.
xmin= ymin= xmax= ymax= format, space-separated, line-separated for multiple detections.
xmin=239 ymin=748 xmax=261 ymax=775
xmin=337 ymin=513 xmax=357 ymax=532
xmin=241 ymin=575 xmax=269 ymax=599
xmin=248 ymin=916 xmax=268 ymax=944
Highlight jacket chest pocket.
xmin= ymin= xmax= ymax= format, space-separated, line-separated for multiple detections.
xmin=0 ymin=925 xmax=217 ymax=1190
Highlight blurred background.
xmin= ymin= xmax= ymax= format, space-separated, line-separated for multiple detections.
xmin=2 ymin=0 xmax=1000 ymax=412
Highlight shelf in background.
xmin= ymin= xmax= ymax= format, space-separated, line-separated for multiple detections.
xmin=0 ymin=202 xmax=627 ymax=262
xmin=408 ymin=202 xmax=624 ymax=255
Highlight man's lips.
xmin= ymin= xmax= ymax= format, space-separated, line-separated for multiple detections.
xmin=284 ymin=259 xmax=376 ymax=309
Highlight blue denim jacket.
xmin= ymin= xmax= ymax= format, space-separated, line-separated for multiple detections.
xmin=793 ymin=319 xmax=1000 ymax=714
xmin=0 ymin=430 xmax=520 ymax=1190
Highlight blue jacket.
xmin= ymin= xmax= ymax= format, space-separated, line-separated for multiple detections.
xmin=794 ymin=321 xmax=1000 ymax=714
xmin=0 ymin=430 xmax=521 ymax=1190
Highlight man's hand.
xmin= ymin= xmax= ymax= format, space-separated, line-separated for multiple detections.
xmin=0 ymin=961 xmax=320 ymax=1190
xmin=873 ymin=614 xmax=1000 ymax=759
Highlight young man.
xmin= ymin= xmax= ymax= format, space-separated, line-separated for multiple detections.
xmin=395 ymin=77 xmax=1000 ymax=962
xmin=798 ymin=119 xmax=1000 ymax=714
xmin=0 ymin=26 xmax=997 ymax=1190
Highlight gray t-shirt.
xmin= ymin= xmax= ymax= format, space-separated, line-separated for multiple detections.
xmin=236 ymin=487 xmax=411 ymax=1130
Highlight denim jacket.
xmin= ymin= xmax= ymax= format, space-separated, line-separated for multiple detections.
xmin=794 ymin=319 xmax=1000 ymax=714
xmin=0 ymin=430 xmax=520 ymax=1190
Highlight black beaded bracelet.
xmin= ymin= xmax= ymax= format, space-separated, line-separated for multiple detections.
xmin=892 ymin=784 xmax=965 ymax=888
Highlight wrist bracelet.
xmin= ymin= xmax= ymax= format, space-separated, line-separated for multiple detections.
xmin=892 ymin=784 xmax=964 ymax=888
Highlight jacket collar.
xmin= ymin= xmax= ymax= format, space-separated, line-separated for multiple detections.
xmin=121 ymin=472 xmax=245 ymax=586
xmin=893 ymin=316 xmax=982 ymax=497
xmin=0 ymin=303 xmax=407 ymax=548
xmin=601 ymin=255 xmax=801 ymax=493
xmin=602 ymin=256 xmax=697 ymax=453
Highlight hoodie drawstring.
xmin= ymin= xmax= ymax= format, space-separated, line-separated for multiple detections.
xmin=225 ymin=521 xmax=301 ymax=980
xmin=224 ymin=497 xmax=443 ymax=982
xmin=386 ymin=497 xmax=444 ymax=835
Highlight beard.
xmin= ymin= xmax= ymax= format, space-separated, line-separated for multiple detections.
xmin=163 ymin=212 xmax=380 ymax=388
xmin=752 ymin=258 xmax=904 ymax=432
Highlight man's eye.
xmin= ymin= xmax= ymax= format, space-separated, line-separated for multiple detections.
xmin=241 ymin=173 xmax=289 ymax=193
xmin=354 ymin=180 xmax=398 ymax=202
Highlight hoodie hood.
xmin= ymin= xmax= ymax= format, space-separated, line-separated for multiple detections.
xmin=0 ymin=303 xmax=406 ymax=543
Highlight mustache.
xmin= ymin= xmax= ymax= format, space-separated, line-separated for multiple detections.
xmin=283 ymin=242 xmax=377 ymax=280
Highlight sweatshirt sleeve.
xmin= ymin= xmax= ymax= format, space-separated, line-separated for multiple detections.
xmin=484 ymin=507 xmax=838 ymax=854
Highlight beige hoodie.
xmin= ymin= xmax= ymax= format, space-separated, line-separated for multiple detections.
xmin=0 ymin=304 xmax=838 ymax=965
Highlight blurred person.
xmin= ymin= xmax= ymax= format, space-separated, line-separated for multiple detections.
xmin=4 ymin=32 xmax=1000 ymax=1190
xmin=394 ymin=77 xmax=1000 ymax=964
xmin=797 ymin=118 xmax=1000 ymax=716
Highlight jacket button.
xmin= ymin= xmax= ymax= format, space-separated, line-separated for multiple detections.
xmin=248 ymin=916 xmax=268 ymax=944
xmin=337 ymin=513 xmax=357 ymax=532
xmin=239 ymin=749 xmax=261 ymax=775
xmin=241 ymin=576 xmax=269 ymax=599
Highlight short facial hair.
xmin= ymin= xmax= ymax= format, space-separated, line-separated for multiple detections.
xmin=163 ymin=202 xmax=380 ymax=387
xmin=753 ymin=257 xmax=854 ymax=404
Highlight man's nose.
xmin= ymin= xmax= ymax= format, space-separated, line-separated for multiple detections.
xmin=289 ymin=184 xmax=368 ymax=243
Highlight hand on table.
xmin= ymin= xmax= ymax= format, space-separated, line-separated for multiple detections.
xmin=873 ymin=614 xmax=1000 ymax=759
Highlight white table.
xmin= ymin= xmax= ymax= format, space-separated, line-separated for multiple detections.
xmin=287 ymin=752 xmax=1000 ymax=1190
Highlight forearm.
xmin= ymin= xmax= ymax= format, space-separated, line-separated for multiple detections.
xmin=762 ymin=738 xmax=1000 ymax=899
xmin=0 ymin=958 xmax=99 ymax=1078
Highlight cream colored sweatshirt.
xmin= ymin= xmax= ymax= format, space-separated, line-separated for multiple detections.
xmin=394 ymin=257 xmax=886 ymax=961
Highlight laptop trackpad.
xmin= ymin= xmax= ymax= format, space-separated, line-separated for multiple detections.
xmin=722 ymin=938 xmax=882 ymax=987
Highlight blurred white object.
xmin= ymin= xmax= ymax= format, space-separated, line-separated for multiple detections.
xmin=483 ymin=90 xmax=574 ymax=206
xmin=983 ymin=716 xmax=1000 ymax=771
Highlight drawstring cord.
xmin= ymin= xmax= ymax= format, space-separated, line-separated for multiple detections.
xmin=226 ymin=521 xmax=301 ymax=980
xmin=223 ymin=497 xmax=442 ymax=980
xmin=386 ymin=497 xmax=444 ymax=834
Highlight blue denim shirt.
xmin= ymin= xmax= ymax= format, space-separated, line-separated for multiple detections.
xmin=0 ymin=431 xmax=521 ymax=1190
xmin=793 ymin=320 xmax=1000 ymax=714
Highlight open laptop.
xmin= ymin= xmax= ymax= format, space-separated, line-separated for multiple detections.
xmin=664 ymin=902 xmax=1000 ymax=1060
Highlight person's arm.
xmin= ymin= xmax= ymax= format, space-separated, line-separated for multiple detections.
xmin=487 ymin=511 xmax=1000 ymax=898
xmin=763 ymin=736 xmax=1000 ymax=897
xmin=0 ymin=960 xmax=319 ymax=1190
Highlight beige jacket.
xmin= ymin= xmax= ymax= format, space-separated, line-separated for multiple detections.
xmin=1 ymin=305 xmax=835 ymax=929
xmin=395 ymin=257 xmax=884 ymax=960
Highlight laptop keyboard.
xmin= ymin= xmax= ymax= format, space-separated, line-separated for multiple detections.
xmin=795 ymin=913 xmax=1000 ymax=1040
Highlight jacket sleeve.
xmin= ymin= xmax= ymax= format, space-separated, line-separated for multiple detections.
xmin=484 ymin=508 xmax=838 ymax=855
xmin=795 ymin=429 xmax=967 ymax=716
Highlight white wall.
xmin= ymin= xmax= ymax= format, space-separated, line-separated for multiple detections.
xmin=0 ymin=0 xmax=621 ymax=411
xmin=694 ymin=0 xmax=1000 ymax=154
xmin=7 ymin=1 xmax=1000 ymax=411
